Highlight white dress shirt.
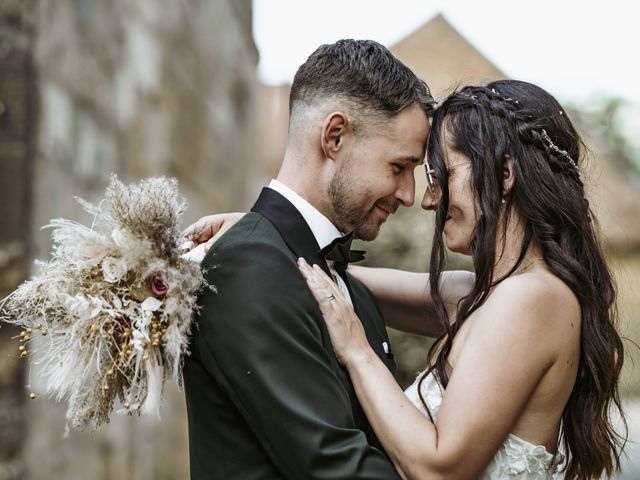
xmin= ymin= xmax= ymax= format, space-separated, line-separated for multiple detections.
xmin=268 ymin=180 xmax=353 ymax=305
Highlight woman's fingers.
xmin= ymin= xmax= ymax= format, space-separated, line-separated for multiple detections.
xmin=298 ymin=259 xmax=341 ymax=301
xmin=297 ymin=258 xmax=369 ymax=366
xmin=180 ymin=215 xmax=221 ymax=245
xmin=180 ymin=212 xmax=246 ymax=250
xmin=298 ymin=259 xmax=331 ymax=303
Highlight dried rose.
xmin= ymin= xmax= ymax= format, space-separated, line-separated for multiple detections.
xmin=148 ymin=273 xmax=169 ymax=298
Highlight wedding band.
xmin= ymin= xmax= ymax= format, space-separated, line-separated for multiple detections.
xmin=327 ymin=294 xmax=335 ymax=300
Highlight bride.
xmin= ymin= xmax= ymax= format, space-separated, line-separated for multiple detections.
xmin=181 ymin=80 xmax=626 ymax=479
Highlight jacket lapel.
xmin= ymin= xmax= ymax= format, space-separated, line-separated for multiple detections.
xmin=251 ymin=187 xmax=395 ymax=446
xmin=346 ymin=276 xmax=396 ymax=372
xmin=251 ymin=188 xmax=332 ymax=278
xmin=252 ymin=187 xmax=394 ymax=374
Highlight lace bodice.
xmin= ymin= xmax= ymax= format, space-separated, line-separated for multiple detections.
xmin=404 ymin=371 xmax=564 ymax=479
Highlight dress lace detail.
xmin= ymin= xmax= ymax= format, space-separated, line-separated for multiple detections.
xmin=404 ymin=371 xmax=565 ymax=479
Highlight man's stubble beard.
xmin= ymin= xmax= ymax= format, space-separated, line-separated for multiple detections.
xmin=327 ymin=163 xmax=380 ymax=241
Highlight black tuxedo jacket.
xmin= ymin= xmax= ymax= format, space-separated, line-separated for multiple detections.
xmin=183 ymin=188 xmax=400 ymax=479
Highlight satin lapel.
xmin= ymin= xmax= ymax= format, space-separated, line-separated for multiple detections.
xmin=251 ymin=187 xmax=394 ymax=375
xmin=345 ymin=275 xmax=396 ymax=373
xmin=251 ymin=188 xmax=332 ymax=277
xmin=251 ymin=187 xmax=359 ymax=407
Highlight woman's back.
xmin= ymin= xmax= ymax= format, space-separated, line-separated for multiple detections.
xmin=445 ymin=267 xmax=581 ymax=453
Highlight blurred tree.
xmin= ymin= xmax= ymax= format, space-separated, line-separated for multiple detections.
xmin=570 ymin=97 xmax=640 ymax=175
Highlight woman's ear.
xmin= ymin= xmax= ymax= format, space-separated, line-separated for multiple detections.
xmin=503 ymin=154 xmax=516 ymax=197
xmin=320 ymin=112 xmax=350 ymax=160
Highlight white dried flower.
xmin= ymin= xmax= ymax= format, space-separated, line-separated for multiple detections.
xmin=131 ymin=328 xmax=149 ymax=352
xmin=111 ymin=228 xmax=126 ymax=247
xmin=101 ymin=256 xmax=128 ymax=283
xmin=0 ymin=175 xmax=206 ymax=432
xmin=141 ymin=296 xmax=162 ymax=312
xmin=64 ymin=293 xmax=91 ymax=317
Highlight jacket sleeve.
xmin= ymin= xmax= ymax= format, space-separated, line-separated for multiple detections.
xmin=194 ymin=239 xmax=401 ymax=479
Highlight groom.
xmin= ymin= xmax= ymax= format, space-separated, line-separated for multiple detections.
xmin=183 ymin=39 xmax=434 ymax=479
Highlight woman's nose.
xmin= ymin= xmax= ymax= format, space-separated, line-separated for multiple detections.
xmin=421 ymin=184 xmax=441 ymax=211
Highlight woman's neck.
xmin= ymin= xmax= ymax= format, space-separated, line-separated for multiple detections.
xmin=491 ymin=212 xmax=546 ymax=282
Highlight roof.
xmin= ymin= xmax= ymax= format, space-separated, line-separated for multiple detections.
xmin=390 ymin=14 xmax=505 ymax=101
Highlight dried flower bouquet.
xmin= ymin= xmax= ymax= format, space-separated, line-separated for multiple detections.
xmin=0 ymin=176 xmax=205 ymax=431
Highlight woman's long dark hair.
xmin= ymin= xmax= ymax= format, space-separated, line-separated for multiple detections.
xmin=421 ymin=80 xmax=626 ymax=479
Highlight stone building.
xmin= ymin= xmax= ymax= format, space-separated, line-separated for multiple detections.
xmin=0 ymin=0 xmax=258 ymax=478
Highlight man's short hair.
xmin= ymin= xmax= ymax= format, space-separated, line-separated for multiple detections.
xmin=289 ymin=39 xmax=435 ymax=132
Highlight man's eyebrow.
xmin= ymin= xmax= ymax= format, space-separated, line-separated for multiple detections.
xmin=399 ymin=156 xmax=423 ymax=165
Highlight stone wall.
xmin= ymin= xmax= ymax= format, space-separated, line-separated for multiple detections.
xmin=2 ymin=1 xmax=258 ymax=478
xmin=0 ymin=2 xmax=37 ymax=479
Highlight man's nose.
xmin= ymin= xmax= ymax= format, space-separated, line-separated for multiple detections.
xmin=395 ymin=171 xmax=415 ymax=207
xmin=421 ymin=183 xmax=442 ymax=211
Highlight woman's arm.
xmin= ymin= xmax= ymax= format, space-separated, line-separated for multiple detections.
xmin=349 ymin=266 xmax=474 ymax=336
xmin=181 ymin=214 xmax=475 ymax=336
xmin=299 ymin=259 xmax=571 ymax=479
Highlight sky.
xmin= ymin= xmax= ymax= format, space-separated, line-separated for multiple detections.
xmin=253 ymin=0 xmax=640 ymax=118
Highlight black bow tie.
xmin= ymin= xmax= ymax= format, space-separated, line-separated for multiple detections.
xmin=319 ymin=232 xmax=366 ymax=273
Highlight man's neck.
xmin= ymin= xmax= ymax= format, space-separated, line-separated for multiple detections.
xmin=268 ymin=179 xmax=342 ymax=249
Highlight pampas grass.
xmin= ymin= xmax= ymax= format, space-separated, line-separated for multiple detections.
xmin=0 ymin=175 xmax=205 ymax=431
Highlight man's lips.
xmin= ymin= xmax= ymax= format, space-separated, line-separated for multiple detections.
xmin=374 ymin=205 xmax=390 ymax=219
xmin=375 ymin=203 xmax=398 ymax=217
xmin=375 ymin=206 xmax=397 ymax=221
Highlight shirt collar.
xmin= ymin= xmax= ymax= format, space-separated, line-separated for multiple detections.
xmin=268 ymin=179 xmax=342 ymax=250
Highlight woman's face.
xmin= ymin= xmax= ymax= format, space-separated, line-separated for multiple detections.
xmin=422 ymin=145 xmax=478 ymax=255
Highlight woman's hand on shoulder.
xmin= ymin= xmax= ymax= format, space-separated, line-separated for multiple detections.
xmin=297 ymin=258 xmax=372 ymax=367
xmin=179 ymin=212 xmax=245 ymax=262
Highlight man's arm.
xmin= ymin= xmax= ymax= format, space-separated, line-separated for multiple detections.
xmin=196 ymin=239 xmax=400 ymax=479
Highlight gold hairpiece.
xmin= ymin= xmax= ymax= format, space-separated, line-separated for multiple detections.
xmin=541 ymin=129 xmax=580 ymax=174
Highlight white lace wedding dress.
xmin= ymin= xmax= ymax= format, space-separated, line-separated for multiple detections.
xmin=404 ymin=371 xmax=565 ymax=479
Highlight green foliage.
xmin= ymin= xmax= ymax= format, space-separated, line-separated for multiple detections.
xmin=569 ymin=97 xmax=640 ymax=175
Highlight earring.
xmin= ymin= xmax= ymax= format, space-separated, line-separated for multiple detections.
xmin=501 ymin=198 xmax=506 ymax=204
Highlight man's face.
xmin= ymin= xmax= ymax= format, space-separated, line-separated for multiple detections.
xmin=328 ymin=104 xmax=429 ymax=240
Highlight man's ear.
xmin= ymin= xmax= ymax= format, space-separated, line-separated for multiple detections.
xmin=503 ymin=154 xmax=516 ymax=197
xmin=320 ymin=112 xmax=350 ymax=160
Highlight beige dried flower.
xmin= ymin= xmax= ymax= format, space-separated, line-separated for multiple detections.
xmin=0 ymin=175 xmax=207 ymax=432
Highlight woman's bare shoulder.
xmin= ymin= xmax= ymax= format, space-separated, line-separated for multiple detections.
xmin=475 ymin=269 xmax=580 ymax=336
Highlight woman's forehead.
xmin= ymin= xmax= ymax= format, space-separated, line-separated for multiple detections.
xmin=443 ymin=143 xmax=468 ymax=167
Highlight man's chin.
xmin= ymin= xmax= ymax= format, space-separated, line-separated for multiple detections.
xmin=354 ymin=222 xmax=382 ymax=241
